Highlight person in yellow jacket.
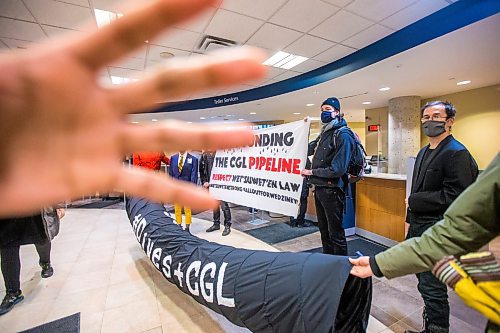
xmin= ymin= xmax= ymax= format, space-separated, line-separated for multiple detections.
xmin=350 ymin=153 xmax=500 ymax=333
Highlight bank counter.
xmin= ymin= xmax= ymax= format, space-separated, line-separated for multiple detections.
xmin=355 ymin=173 xmax=407 ymax=246
xmin=305 ymin=173 xmax=407 ymax=246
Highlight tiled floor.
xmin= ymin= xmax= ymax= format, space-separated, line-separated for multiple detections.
xmin=0 ymin=204 xmax=494 ymax=332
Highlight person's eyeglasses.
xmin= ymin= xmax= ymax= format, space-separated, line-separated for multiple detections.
xmin=421 ymin=115 xmax=447 ymax=123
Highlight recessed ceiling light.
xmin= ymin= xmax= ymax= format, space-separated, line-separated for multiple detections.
xmin=293 ymin=112 xmax=301 ymax=115
xmin=379 ymin=87 xmax=391 ymax=91
xmin=238 ymin=118 xmax=245 ymax=121
xmin=263 ymin=51 xmax=308 ymax=70
xmin=110 ymin=76 xmax=139 ymax=85
xmin=262 ymin=51 xmax=288 ymax=66
xmin=306 ymin=103 xmax=314 ymax=107
xmin=187 ymin=121 xmax=192 ymax=124
xmin=457 ymin=80 xmax=471 ymax=85
xmin=362 ymin=102 xmax=372 ymax=105
xmin=249 ymin=112 xmax=257 ymax=115
xmin=151 ymin=119 xmax=158 ymax=122
xmin=160 ymin=51 xmax=174 ymax=59
xmin=280 ymin=55 xmax=308 ymax=70
xmin=131 ymin=121 xmax=139 ymax=124
xmin=94 ymin=9 xmax=122 ymax=29
xmin=200 ymin=117 xmax=206 ymax=120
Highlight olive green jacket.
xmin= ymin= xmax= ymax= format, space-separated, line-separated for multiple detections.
xmin=375 ymin=153 xmax=499 ymax=279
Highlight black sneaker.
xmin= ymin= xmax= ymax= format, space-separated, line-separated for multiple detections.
xmin=206 ymin=224 xmax=220 ymax=232
xmin=296 ymin=220 xmax=314 ymax=228
xmin=222 ymin=226 xmax=231 ymax=236
xmin=0 ymin=290 xmax=24 ymax=315
xmin=185 ymin=225 xmax=191 ymax=233
xmin=40 ymin=262 xmax=54 ymax=278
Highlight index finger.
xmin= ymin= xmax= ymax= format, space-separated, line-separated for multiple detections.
xmin=69 ymin=0 xmax=218 ymax=70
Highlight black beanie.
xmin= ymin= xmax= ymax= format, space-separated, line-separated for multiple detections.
xmin=321 ymin=97 xmax=341 ymax=111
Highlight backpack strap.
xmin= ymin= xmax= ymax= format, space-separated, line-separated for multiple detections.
xmin=332 ymin=128 xmax=351 ymax=196
xmin=335 ymin=127 xmax=368 ymax=165
xmin=332 ymin=126 xmax=348 ymax=150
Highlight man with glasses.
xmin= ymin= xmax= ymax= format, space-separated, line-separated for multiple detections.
xmin=402 ymin=101 xmax=478 ymax=333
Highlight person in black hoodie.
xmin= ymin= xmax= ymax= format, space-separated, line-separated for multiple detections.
xmin=200 ymin=150 xmax=232 ymax=236
xmin=301 ymin=97 xmax=354 ymax=255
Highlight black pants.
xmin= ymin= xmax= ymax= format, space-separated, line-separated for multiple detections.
xmin=408 ymin=223 xmax=449 ymax=331
xmin=213 ymin=201 xmax=231 ymax=227
xmin=297 ymin=195 xmax=308 ymax=221
xmin=290 ymin=195 xmax=308 ymax=225
xmin=314 ymin=186 xmax=347 ymax=255
xmin=0 ymin=241 xmax=51 ymax=292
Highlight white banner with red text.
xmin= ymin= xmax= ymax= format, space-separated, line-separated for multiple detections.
xmin=209 ymin=119 xmax=310 ymax=217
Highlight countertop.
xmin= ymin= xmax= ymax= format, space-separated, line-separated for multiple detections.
xmin=362 ymin=173 xmax=407 ymax=181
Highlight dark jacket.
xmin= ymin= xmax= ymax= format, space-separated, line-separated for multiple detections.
xmin=374 ymin=152 xmax=499 ymax=279
xmin=0 ymin=215 xmax=46 ymax=247
xmin=199 ymin=152 xmax=215 ymax=184
xmin=407 ymin=135 xmax=478 ymax=225
xmin=307 ymin=118 xmax=354 ymax=187
xmin=0 ymin=205 xmax=62 ymax=247
xmin=169 ymin=153 xmax=198 ymax=184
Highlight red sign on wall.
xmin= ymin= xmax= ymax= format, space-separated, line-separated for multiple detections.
xmin=368 ymin=125 xmax=380 ymax=132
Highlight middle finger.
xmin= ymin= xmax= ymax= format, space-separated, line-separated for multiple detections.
xmin=107 ymin=47 xmax=267 ymax=114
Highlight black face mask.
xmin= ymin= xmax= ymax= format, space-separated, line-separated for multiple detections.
xmin=321 ymin=111 xmax=333 ymax=123
xmin=422 ymin=120 xmax=446 ymax=137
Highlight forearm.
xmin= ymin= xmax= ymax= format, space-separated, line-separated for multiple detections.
xmin=375 ymin=219 xmax=486 ymax=278
xmin=312 ymin=167 xmax=338 ymax=179
xmin=312 ymin=156 xmax=349 ymax=179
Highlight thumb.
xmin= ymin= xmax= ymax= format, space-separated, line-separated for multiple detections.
xmin=349 ymin=257 xmax=360 ymax=265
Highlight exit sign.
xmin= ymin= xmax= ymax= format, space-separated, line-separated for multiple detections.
xmin=368 ymin=125 xmax=380 ymax=132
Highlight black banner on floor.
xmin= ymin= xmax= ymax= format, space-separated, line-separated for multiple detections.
xmin=126 ymin=197 xmax=371 ymax=333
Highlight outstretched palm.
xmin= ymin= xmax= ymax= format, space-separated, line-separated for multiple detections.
xmin=0 ymin=0 xmax=266 ymax=216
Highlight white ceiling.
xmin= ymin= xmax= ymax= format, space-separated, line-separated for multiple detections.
xmin=1 ymin=0 xmax=498 ymax=125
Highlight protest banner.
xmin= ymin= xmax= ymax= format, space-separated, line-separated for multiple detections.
xmin=126 ymin=197 xmax=372 ymax=333
xmin=210 ymin=119 xmax=311 ymax=217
